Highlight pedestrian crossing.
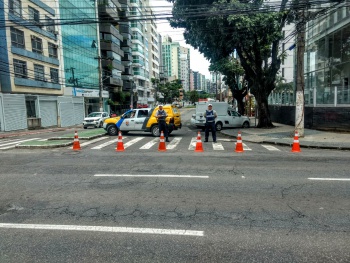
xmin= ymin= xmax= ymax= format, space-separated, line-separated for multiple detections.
xmin=0 ymin=136 xmax=283 ymax=152
xmin=83 ymin=137 xmax=282 ymax=152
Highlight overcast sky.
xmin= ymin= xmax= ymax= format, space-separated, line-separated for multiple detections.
xmin=149 ymin=0 xmax=211 ymax=79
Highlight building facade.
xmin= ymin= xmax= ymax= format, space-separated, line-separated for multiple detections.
xmin=0 ymin=0 xmax=73 ymax=131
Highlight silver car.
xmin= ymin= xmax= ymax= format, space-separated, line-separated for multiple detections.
xmin=83 ymin=112 xmax=109 ymax=129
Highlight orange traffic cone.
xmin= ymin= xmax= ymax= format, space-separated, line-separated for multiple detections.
xmin=158 ymin=131 xmax=167 ymax=151
xmin=194 ymin=131 xmax=204 ymax=152
xmin=291 ymin=131 xmax=301 ymax=152
xmin=116 ymin=131 xmax=125 ymax=152
xmin=235 ymin=131 xmax=244 ymax=153
xmin=72 ymin=130 xmax=81 ymax=150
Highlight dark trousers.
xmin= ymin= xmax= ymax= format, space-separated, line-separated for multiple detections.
xmin=205 ymin=122 xmax=216 ymax=141
xmin=158 ymin=121 xmax=168 ymax=138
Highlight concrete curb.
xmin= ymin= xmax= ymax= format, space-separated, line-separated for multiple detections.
xmin=16 ymin=134 xmax=107 ymax=149
xmin=16 ymin=141 xmax=73 ymax=149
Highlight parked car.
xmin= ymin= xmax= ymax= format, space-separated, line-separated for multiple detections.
xmin=103 ymin=105 xmax=182 ymax=136
xmin=83 ymin=112 xmax=109 ymax=129
xmin=191 ymin=102 xmax=250 ymax=130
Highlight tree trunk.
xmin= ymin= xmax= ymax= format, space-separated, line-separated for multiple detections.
xmin=236 ymin=99 xmax=245 ymax=115
xmin=255 ymin=93 xmax=274 ymax=128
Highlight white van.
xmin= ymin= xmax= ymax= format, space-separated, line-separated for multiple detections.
xmin=191 ymin=101 xmax=250 ymax=131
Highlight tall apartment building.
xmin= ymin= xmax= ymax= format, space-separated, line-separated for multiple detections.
xmin=60 ymin=0 xmax=106 ymax=116
xmin=162 ymin=35 xmax=180 ymax=79
xmin=280 ymin=24 xmax=295 ymax=84
xmin=97 ymin=0 xmax=125 ymax=110
xmin=146 ymin=9 xmax=160 ymax=105
xmin=0 ymin=0 xmax=67 ymax=131
xmin=130 ymin=0 xmax=152 ymax=106
xmin=189 ymin=69 xmax=194 ymax=91
xmin=193 ymin=71 xmax=200 ymax=90
xmin=179 ymin=47 xmax=190 ymax=92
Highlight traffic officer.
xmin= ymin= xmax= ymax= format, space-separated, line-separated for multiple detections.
xmin=204 ymin=103 xmax=217 ymax=143
xmin=155 ymin=105 xmax=169 ymax=142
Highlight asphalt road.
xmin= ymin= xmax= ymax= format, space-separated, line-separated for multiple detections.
xmin=0 ymin=108 xmax=349 ymax=263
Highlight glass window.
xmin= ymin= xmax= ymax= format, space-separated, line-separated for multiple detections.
xmin=26 ymin=97 xmax=37 ymax=118
xmin=31 ymin=36 xmax=42 ymax=53
xmin=333 ymin=30 xmax=342 ymax=64
xmin=9 ymin=0 xmax=21 ymax=17
xmin=28 ymin=6 xmax=40 ymax=26
xmin=50 ymin=68 xmax=59 ymax=83
xmin=45 ymin=15 xmax=55 ymax=33
xmin=10 ymin=27 xmax=25 ymax=48
xmin=13 ymin=59 xmax=27 ymax=78
xmin=34 ymin=64 xmax=45 ymax=81
xmin=342 ymin=25 xmax=350 ymax=62
xmin=48 ymin=42 xmax=58 ymax=58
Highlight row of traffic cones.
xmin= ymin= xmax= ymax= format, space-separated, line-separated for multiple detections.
xmin=72 ymin=130 xmax=302 ymax=153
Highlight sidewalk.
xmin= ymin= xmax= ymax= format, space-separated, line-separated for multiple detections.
xmin=220 ymin=119 xmax=350 ymax=150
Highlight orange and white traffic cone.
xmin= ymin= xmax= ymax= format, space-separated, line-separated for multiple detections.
xmin=72 ymin=130 xmax=81 ymax=151
xmin=158 ymin=131 xmax=167 ymax=152
xmin=116 ymin=131 xmax=125 ymax=152
xmin=194 ymin=131 xmax=204 ymax=152
xmin=235 ymin=131 xmax=244 ymax=153
xmin=291 ymin=131 xmax=301 ymax=152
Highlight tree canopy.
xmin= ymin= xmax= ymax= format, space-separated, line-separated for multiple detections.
xmin=209 ymin=56 xmax=247 ymax=114
xmin=168 ymin=0 xmax=290 ymax=127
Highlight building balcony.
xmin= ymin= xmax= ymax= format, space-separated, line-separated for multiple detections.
xmin=122 ymin=53 xmax=132 ymax=62
xmin=100 ymin=41 xmax=124 ymax=57
xmin=121 ymin=38 xmax=131 ymax=47
xmin=102 ymin=60 xmax=124 ymax=72
xmin=120 ymin=24 xmax=132 ymax=35
xmin=98 ymin=5 xmax=119 ymax=20
xmin=122 ymin=80 xmax=134 ymax=91
xmin=104 ymin=76 xmax=123 ymax=87
xmin=100 ymin=24 xmax=123 ymax=42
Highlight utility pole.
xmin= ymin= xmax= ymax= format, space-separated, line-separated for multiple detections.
xmin=295 ymin=1 xmax=306 ymax=137
xmin=97 ymin=57 xmax=103 ymax=112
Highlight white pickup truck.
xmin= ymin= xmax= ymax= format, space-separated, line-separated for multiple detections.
xmin=191 ymin=101 xmax=250 ymax=131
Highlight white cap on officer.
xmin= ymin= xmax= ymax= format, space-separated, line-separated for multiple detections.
xmin=208 ymin=104 xmax=212 ymax=106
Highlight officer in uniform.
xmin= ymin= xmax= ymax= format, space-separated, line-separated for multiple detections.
xmin=155 ymin=105 xmax=169 ymax=142
xmin=204 ymin=103 xmax=217 ymax=143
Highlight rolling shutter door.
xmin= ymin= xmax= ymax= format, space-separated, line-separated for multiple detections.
xmin=73 ymin=97 xmax=84 ymax=125
xmin=2 ymin=94 xmax=27 ymax=131
xmin=40 ymin=101 xmax=58 ymax=127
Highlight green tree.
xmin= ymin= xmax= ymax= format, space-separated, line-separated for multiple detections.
xmin=169 ymin=0 xmax=290 ymax=127
xmin=189 ymin=90 xmax=199 ymax=104
xmin=152 ymin=78 xmax=182 ymax=104
xmin=209 ymin=56 xmax=247 ymax=114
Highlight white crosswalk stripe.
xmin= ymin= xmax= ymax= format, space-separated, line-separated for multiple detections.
xmin=212 ymin=142 xmax=224 ymax=150
xmin=91 ymin=138 xmax=120 ymax=150
xmin=80 ymin=137 xmax=107 ymax=147
xmin=188 ymin=137 xmax=197 ymax=151
xmin=124 ymin=137 xmax=145 ymax=148
xmin=0 ymin=138 xmax=41 ymax=150
xmin=167 ymin=137 xmax=182 ymax=150
xmin=261 ymin=145 xmax=280 ymax=151
xmin=140 ymin=138 xmax=159 ymax=149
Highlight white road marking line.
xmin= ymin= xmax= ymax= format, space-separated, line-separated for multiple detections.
xmin=140 ymin=138 xmax=159 ymax=149
xmin=95 ymin=174 xmax=209 ymax=179
xmin=91 ymin=138 xmax=120 ymax=149
xmin=188 ymin=137 xmax=197 ymax=150
xmin=0 ymin=138 xmax=41 ymax=150
xmin=242 ymin=143 xmax=252 ymax=151
xmin=167 ymin=137 xmax=182 ymax=150
xmin=124 ymin=137 xmax=144 ymax=148
xmin=38 ymin=139 xmax=48 ymax=141
xmin=308 ymin=178 xmax=350 ymax=181
xmin=262 ymin=145 xmax=280 ymax=151
xmin=0 ymin=223 xmax=204 ymax=237
xmin=0 ymin=138 xmax=22 ymax=144
xmin=80 ymin=137 xmax=107 ymax=147
xmin=217 ymin=139 xmax=232 ymax=142
xmin=212 ymin=142 xmax=224 ymax=150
